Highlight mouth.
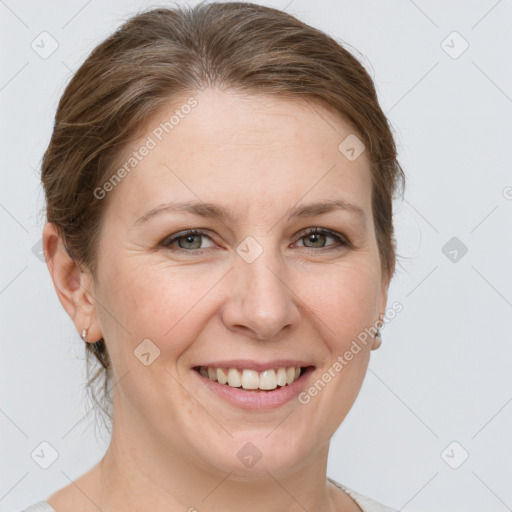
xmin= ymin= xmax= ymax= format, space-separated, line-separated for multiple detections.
xmin=192 ymin=365 xmax=313 ymax=392
xmin=191 ymin=363 xmax=315 ymax=409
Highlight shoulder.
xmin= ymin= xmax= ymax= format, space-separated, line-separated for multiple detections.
xmin=328 ymin=477 xmax=399 ymax=512
xmin=16 ymin=501 xmax=56 ymax=512
xmin=37 ymin=461 xmax=103 ymax=512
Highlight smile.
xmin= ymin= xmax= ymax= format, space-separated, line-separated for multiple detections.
xmin=192 ymin=362 xmax=316 ymax=410
xmin=195 ymin=365 xmax=304 ymax=391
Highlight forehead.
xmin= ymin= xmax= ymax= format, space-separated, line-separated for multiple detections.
xmin=105 ymin=88 xmax=373 ymax=221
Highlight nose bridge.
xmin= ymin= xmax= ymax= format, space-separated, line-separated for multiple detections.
xmin=223 ymin=239 xmax=298 ymax=339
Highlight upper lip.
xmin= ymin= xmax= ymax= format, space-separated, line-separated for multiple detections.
xmin=193 ymin=360 xmax=314 ymax=372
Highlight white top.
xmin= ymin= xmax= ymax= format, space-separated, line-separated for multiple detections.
xmin=18 ymin=479 xmax=397 ymax=512
xmin=17 ymin=503 xmax=55 ymax=512
xmin=328 ymin=478 xmax=398 ymax=511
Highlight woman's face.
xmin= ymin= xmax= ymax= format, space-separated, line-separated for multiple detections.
xmin=88 ymin=88 xmax=389 ymax=476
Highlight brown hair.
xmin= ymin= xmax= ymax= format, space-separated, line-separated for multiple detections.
xmin=41 ymin=1 xmax=405 ymax=432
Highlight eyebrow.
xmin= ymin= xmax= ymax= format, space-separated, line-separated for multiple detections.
xmin=134 ymin=199 xmax=367 ymax=227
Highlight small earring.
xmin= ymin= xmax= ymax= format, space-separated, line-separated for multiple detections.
xmin=81 ymin=328 xmax=88 ymax=342
xmin=372 ymin=329 xmax=382 ymax=350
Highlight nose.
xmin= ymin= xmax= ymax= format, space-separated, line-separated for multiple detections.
xmin=221 ymin=248 xmax=300 ymax=341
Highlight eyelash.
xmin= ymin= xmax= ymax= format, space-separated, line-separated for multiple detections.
xmin=161 ymin=227 xmax=350 ymax=254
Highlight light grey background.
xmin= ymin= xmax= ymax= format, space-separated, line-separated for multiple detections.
xmin=1 ymin=0 xmax=511 ymax=511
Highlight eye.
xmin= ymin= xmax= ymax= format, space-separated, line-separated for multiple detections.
xmin=294 ymin=227 xmax=349 ymax=250
xmin=160 ymin=227 xmax=350 ymax=254
xmin=161 ymin=230 xmax=216 ymax=252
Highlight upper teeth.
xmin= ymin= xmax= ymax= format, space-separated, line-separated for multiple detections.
xmin=198 ymin=366 xmax=302 ymax=390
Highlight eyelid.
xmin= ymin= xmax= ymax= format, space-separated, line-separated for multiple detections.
xmin=161 ymin=227 xmax=350 ymax=252
xmin=161 ymin=229 xmax=217 ymax=251
xmin=294 ymin=227 xmax=350 ymax=249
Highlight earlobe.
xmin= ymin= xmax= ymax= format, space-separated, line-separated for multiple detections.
xmin=371 ymin=328 xmax=382 ymax=350
xmin=42 ymin=222 xmax=101 ymax=342
xmin=372 ymin=273 xmax=390 ymax=351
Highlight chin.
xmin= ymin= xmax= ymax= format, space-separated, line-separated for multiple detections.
xmin=191 ymin=428 xmax=320 ymax=479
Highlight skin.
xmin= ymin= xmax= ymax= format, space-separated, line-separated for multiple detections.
xmin=43 ymin=87 xmax=390 ymax=512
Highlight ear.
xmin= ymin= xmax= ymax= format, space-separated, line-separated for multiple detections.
xmin=42 ymin=222 xmax=102 ymax=343
xmin=371 ymin=268 xmax=391 ymax=351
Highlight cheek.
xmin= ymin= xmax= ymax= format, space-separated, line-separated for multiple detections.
xmin=95 ymin=262 xmax=220 ymax=420
xmin=102 ymin=262 xmax=226 ymax=364
xmin=294 ymin=264 xmax=378 ymax=439
xmin=301 ymin=261 xmax=380 ymax=346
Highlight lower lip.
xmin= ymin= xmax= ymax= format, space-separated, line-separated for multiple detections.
xmin=193 ymin=367 xmax=315 ymax=410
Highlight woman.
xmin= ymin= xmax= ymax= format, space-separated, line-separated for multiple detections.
xmin=25 ymin=2 xmax=405 ymax=511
